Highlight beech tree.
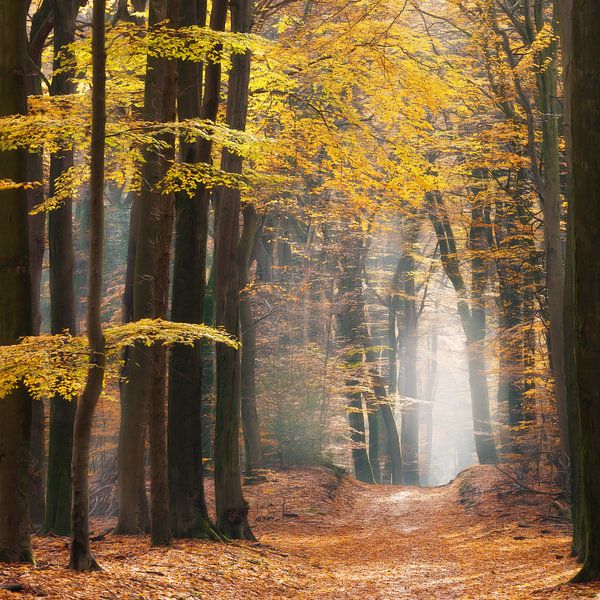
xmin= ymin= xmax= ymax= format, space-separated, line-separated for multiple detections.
xmin=69 ymin=0 xmax=106 ymax=572
xmin=0 ymin=0 xmax=34 ymax=565
xmin=213 ymin=0 xmax=255 ymax=540
xmin=570 ymin=0 xmax=600 ymax=582
xmin=45 ymin=0 xmax=83 ymax=537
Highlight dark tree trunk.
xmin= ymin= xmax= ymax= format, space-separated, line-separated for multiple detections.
xmin=168 ymin=0 xmax=225 ymax=539
xmin=0 ymin=0 xmax=34 ymax=565
xmin=45 ymin=0 xmax=81 ymax=536
xmin=336 ymin=238 xmax=375 ymax=485
xmin=557 ymin=0 xmax=583 ymax=560
xmin=26 ymin=1 xmax=52 ymax=529
xmin=117 ymin=0 xmax=170 ymax=535
xmin=148 ymin=0 xmax=177 ymax=544
xmin=239 ymin=204 xmax=263 ymax=474
xmin=570 ymin=0 xmax=600 ymax=581
xmin=213 ymin=0 xmax=255 ymax=540
xmin=69 ymin=0 xmax=106 ymax=570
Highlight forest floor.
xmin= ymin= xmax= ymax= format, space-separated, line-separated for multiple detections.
xmin=2 ymin=465 xmax=600 ymax=599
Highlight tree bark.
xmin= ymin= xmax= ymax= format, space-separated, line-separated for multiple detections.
xmin=117 ymin=0 xmax=170 ymax=535
xmin=26 ymin=0 xmax=52 ymax=529
xmin=0 ymin=0 xmax=34 ymax=565
xmin=400 ymin=222 xmax=420 ymax=485
xmin=570 ymin=0 xmax=600 ymax=581
xmin=45 ymin=0 xmax=81 ymax=536
xmin=239 ymin=204 xmax=264 ymax=474
xmin=168 ymin=0 xmax=225 ymax=539
xmin=69 ymin=0 xmax=106 ymax=570
xmin=213 ymin=0 xmax=255 ymax=540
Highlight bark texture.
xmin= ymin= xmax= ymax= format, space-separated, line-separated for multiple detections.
xmin=214 ymin=0 xmax=255 ymax=540
xmin=0 ymin=0 xmax=34 ymax=565
xmin=571 ymin=0 xmax=600 ymax=582
xmin=69 ymin=0 xmax=106 ymax=570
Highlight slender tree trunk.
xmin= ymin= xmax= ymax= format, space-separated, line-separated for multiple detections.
xmin=213 ymin=0 xmax=255 ymax=540
xmin=570 ymin=0 xmax=600 ymax=581
xmin=148 ymin=0 xmax=178 ymax=546
xmin=400 ymin=229 xmax=419 ymax=485
xmin=0 ymin=0 xmax=34 ymax=565
xmin=239 ymin=204 xmax=263 ymax=474
xmin=422 ymin=322 xmax=438 ymax=485
xmin=557 ymin=0 xmax=583 ymax=560
xmin=537 ymin=16 xmax=569 ymax=471
xmin=45 ymin=0 xmax=81 ymax=536
xmin=25 ymin=1 xmax=53 ymax=529
xmin=69 ymin=0 xmax=106 ymax=569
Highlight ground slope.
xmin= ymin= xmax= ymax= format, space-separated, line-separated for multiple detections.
xmin=1 ymin=466 xmax=599 ymax=599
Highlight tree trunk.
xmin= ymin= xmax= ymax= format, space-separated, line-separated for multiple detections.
xmin=168 ymin=0 xmax=226 ymax=539
xmin=239 ymin=204 xmax=263 ymax=474
xmin=69 ymin=0 xmax=106 ymax=569
xmin=570 ymin=0 xmax=600 ymax=581
xmin=25 ymin=1 xmax=53 ymax=529
xmin=537 ymin=14 xmax=569 ymax=471
xmin=148 ymin=2 xmax=177 ymax=543
xmin=557 ymin=0 xmax=583 ymax=560
xmin=213 ymin=0 xmax=255 ymax=540
xmin=336 ymin=238 xmax=375 ymax=484
xmin=400 ymin=229 xmax=419 ymax=485
xmin=422 ymin=311 xmax=438 ymax=486
xmin=0 ymin=0 xmax=34 ymax=565
xmin=45 ymin=0 xmax=81 ymax=536
xmin=117 ymin=0 xmax=170 ymax=535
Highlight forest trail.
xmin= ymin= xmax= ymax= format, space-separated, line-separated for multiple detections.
xmin=2 ymin=466 xmax=599 ymax=599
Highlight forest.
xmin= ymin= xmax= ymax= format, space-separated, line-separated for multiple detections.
xmin=1 ymin=0 xmax=600 ymax=597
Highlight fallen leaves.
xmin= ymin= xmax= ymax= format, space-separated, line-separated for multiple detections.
xmin=1 ymin=466 xmax=599 ymax=599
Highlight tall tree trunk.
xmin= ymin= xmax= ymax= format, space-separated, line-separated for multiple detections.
xmin=239 ymin=204 xmax=263 ymax=474
xmin=69 ymin=0 xmax=106 ymax=569
xmin=570 ymin=0 xmax=600 ymax=582
xmin=400 ymin=224 xmax=419 ymax=485
xmin=168 ymin=0 xmax=226 ymax=539
xmin=117 ymin=0 xmax=169 ymax=535
xmin=336 ymin=237 xmax=375 ymax=484
xmin=148 ymin=0 xmax=177 ymax=546
xmin=557 ymin=0 xmax=583 ymax=560
xmin=26 ymin=0 xmax=52 ymax=529
xmin=0 ymin=0 xmax=34 ymax=565
xmin=213 ymin=0 xmax=255 ymax=540
xmin=422 ymin=320 xmax=438 ymax=486
xmin=45 ymin=0 xmax=81 ymax=536
xmin=537 ymin=10 xmax=569 ymax=472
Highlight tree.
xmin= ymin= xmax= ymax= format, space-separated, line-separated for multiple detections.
xmin=69 ymin=0 xmax=106 ymax=571
xmin=570 ymin=0 xmax=600 ymax=582
xmin=168 ymin=0 xmax=227 ymax=539
xmin=117 ymin=0 xmax=170 ymax=536
xmin=213 ymin=0 xmax=255 ymax=540
xmin=45 ymin=0 xmax=83 ymax=536
xmin=0 ymin=0 xmax=34 ymax=565
xmin=239 ymin=204 xmax=264 ymax=475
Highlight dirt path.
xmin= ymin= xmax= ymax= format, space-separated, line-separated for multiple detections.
xmin=260 ymin=467 xmax=596 ymax=599
xmin=2 ymin=467 xmax=600 ymax=599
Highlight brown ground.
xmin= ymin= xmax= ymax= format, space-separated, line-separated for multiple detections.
xmin=1 ymin=466 xmax=600 ymax=599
